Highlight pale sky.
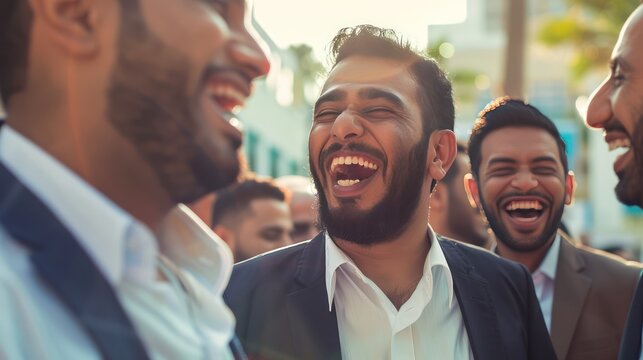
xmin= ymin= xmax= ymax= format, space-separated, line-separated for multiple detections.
xmin=254 ymin=0 xmax=467 ymax=61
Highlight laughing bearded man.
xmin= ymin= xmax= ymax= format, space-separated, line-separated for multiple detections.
xmin=465 ymin=97 xmax=641 ymax=360
xmin=224 ymin=25 xmax=555 ymax=360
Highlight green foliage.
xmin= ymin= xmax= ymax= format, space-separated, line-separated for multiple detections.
xmin=537 ymin=0 xmax=639 ymax=80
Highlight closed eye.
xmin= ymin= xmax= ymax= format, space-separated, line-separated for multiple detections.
xmin=314 ymin=109 xmax=341 ymax=123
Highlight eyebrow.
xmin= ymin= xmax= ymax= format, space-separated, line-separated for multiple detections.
xmin=487 ymin=155 xmax=559 ymax=166
xmin=610 ymin=57 xmax=633 ymax=73
xmin=358 ymin=88 xmax=404 ymax=109
xmin=313 ymin=87 xmax=405 ymax=113
xmin=314 ymin=89 xmax=346 ymax=113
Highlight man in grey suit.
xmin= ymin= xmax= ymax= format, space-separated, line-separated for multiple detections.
xmin=465 ymin=97 xmax=641 ymax=360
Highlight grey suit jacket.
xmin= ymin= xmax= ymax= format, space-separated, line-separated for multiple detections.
xmin=551 ymin=234 xmax=641 ymax=360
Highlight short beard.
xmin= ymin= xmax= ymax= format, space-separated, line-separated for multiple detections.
xmin=312 ymin=136 xmax=428 ymax=246
xmin=480 ymin=192 xmax=563 ymax=253
xmin=107 ymin=1 xmax=239 ymax=204
xmin=615 ymin=115 xmax=643 ymax=207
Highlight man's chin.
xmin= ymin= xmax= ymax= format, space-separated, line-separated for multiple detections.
xmin=615 ymin=179 xmax=643 ymax=207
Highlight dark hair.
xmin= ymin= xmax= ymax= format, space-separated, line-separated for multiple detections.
xmin=211 ymin=179 xmax=289 ymax=227
xmin=468 ymin=97 xmax=569 ymax=179
xmin=329 ymin=25 xmax=454 ymax=137
xmin=0 ymin=0 xmax=34 ymax=105
xmin=442 ymin=142 xmax=468 ymax=184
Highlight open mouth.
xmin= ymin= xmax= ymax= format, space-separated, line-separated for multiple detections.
xmin=210 ymin=84 xmax=248 ymax=114
xmin=606 ymin=132 xmax=633 ymax=173
xmin=504 ymin=200 xmax=544 ymax=222
xmin=329 ymin=154 xmax=379 ymax=188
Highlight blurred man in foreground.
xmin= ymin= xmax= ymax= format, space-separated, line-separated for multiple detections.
xmin=0 ymin=0 xmax=269 ymax=358
xmin=430 ymin=142 xmax=490 ymax=248
xmin=584 ymin=4 xmax=643 ymax=359
xmin=212 ymin=178 xmax=293 ymax=262
xmin=275 ymin=175 xmax=320 ymax=242
xmin=225 ymin=25 xmax=555 ymax=360
xmin=466 ymin=97 xmax=641 ymax=360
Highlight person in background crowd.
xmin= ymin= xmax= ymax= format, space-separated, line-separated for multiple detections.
xmin=430 ymin=142 xmax=490 ymax=248
xmin=224 ymin=25 xmax=555 ymax=360
xmin=212 ymin=178 xmax=293 ymax=262
xmin=275 ymin=175 xmax=320 ymax=243
xmin=584 ymin=4 xmax=643 ymax=359
xmin=465 ymin=97 xmax=641 ymax=360
xmin=0 ymin=0 xmax=269 ymax=358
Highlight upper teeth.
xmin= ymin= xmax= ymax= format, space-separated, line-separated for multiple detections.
xmin=212 ymin=85 xmax=247 ymax=106
xmin=330 ymin=156 xmax=378 ymax=172
xmin=608 ymin=138 xmax=631 ymax=151
xmin=506 ymin=201 xmax=543 ymax=211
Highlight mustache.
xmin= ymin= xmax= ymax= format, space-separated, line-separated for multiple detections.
xmin=319 ymin=142 xmax=387 ymax=172
xmin=498 ymin=190 xmax=552 ymax=207
xmin=603 ymin=118 xmax=628 ymax=134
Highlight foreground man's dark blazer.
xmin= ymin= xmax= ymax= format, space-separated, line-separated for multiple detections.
xmin=224 ymin=233 xmax=556 ymax=360
xmin=619 ymin=274 xmax=643 ymax=360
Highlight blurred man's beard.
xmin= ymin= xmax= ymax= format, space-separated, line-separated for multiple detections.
xmin=446 ymin=190 xmax=488 ymax=247
xmin=479 ymin=192 xmax=564 ymax=253
xmin=311 ymin=137 xmax=428 ymax=245
xmin=107 ymin=1 xmax=240 ymax=204
xmin=615 ymin=115 xmax=643 ymax=207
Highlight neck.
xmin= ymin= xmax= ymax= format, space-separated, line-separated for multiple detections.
xmin=334 ymin=218 xmax=430 ymax=309
xmin=495 ymin=234 xmax=557 ymax=272
xmin=7 ymin=92 xmax=174 ymax=231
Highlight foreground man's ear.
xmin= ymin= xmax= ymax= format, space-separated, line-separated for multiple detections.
xmin=31 ymin=0 xmax=102 ymax=56
xmin=464 ymin=173 xmax=480 ymax=209
xmin=427 ymin=129 xmax=457 ymax=182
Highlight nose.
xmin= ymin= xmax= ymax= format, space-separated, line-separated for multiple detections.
xmin=331 ymin=110 xmax=364 ymax=141
xmin=227 ymin=29 xmax=271 ymax=81
xmin=511 ymin=170 xmax=538 ymax=192
xmin=585 ymin=76 xmax=612 ymax=130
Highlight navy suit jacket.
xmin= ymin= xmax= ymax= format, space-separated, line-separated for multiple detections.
xmin=619 ymin=274 xmax=643 ymax=360
xmin=224 ymin=233 xmax=557 ymax=360
xmin=0 ymin=163 xmax=246 ymax=360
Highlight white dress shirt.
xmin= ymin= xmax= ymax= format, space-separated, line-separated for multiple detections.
xmin=531 ymin=235 xmax=561 ymax=333
xmin=0 ymin=126 xmax=235 ymax=359
xmin=325 ymin=229 xmax=473 ymax=360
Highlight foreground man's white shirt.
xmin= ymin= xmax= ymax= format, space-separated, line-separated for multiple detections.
xmin=0 ymin=126 xmax=235 ymax=359
xmin=325 ymin=229 xmax=473 ymax=359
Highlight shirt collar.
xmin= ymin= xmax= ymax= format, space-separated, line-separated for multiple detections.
xmin=324 ymin=226 xmax=455 ymax=311
xmin=535 ymin=234 xmax=561 ymax=280
xmin=0 ymin=126 xmax=233 ymax=292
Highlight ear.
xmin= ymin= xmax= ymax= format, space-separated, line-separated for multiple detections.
xmin=427 ymin=130 xmax=457 ymax=182
xmin=30 ymin=0 xmax=100 ymax=55
xmin=213 ymin=225 xmax=236 ymax=254
xmin=464 ymin=172 xmax=481 ymax=208
xmin=564 ymin=170 xmax=576 ymax=205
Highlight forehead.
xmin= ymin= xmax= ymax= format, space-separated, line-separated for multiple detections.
xmin=480 ymin=127 xmax=562 ymax=164
xmin=247 ymin=198 xmax=290 ymax=220
xmin=321 ymin=55 xmax=419 ymax=98
xmin=613 ymin=5 xmax=643 ymax=60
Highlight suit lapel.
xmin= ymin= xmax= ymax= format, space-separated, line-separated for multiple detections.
xmin=440 ymin=239 xmax=506 ymax=359
xmin=0 ymin=164 xmax=149 ymax=359
xmin=287 ymin=233 xmax=341 ymax=360
xmin=550 ymin=235 xmax=591 ymax=360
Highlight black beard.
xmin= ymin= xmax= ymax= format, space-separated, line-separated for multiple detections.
xmin=311 ymin=137 xmax=428 ymax=246
xmin=107 ymin=1 xmax=240 ymax=204
xmin=479 ymin=191 xmax=563 ymax=253
xmin=615 ymin=115 xmax=643 ymax=207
